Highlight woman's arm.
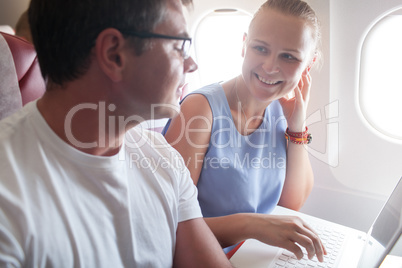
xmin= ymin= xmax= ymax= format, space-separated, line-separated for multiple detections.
xmin=204 ymin=213 xmax=326 ymax=262
xmin=279 ymin=142 xmax=314 ymax=210
xmin=164 ymin=94 xmax=213 ymax=185
xmin=278 ymin=73 xmax=314 ymax=210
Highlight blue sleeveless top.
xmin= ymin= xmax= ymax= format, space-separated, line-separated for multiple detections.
xmin=164 ymin=83 xmax=288 ymax=218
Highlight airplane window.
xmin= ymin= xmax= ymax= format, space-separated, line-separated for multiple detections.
xmin=190 ymin=9 xmax=252 ymax=91
xmin=359 ymin=12 xmax=402 ymax=140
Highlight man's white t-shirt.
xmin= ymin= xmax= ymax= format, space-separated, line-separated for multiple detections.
xmin=0 ymin=101 xmax=202 ymax=267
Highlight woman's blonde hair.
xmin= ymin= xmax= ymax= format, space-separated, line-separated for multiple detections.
xmin=251 ymin=0 xmax=322 ymax=65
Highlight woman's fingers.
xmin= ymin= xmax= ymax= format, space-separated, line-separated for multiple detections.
xmin=291 ymin=223 xmax=326 ymax=262
xmin=261 ymin=215 xmax=327 ymax=262
xmin=300 ymin=72 xmax=312 ymax=102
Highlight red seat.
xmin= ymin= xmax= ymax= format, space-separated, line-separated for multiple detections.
xmin=1 ymin=32 xmax=45 ymax=106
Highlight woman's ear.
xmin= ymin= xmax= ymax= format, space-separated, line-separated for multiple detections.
xmin=95 ymin=28 xmax=127 ymax=82
xmin=241 ymin=32 xmax=247 ymax=57
xmin=303 ymin=55 xmax=317 ymax=75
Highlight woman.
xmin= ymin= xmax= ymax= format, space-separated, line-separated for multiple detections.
xmin=164 ymin=0 xmax=325 ymax=262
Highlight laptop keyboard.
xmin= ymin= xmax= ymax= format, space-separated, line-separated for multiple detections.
xmin=273 ymin=224 xmax=346 ymax=268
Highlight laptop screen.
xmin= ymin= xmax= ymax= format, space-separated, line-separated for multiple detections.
xmin=358 ymin=177 xmax=402 ymax=268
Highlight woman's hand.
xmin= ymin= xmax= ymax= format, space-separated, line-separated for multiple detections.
xmin=250 ymin=214 xmax=327 ymax=262
xmin=279 ymin=73 xmax=312 ymax=132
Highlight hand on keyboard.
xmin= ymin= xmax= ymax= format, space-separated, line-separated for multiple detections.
xmin=249 ymin=214 xmax=328 ymax=262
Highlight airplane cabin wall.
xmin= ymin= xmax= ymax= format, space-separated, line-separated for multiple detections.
xmin=303 ymin=0 xmax=402 ymax=232
xmin=0 ymin=1 xmax=30 ymax=31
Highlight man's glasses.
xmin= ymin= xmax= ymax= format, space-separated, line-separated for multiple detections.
xmin=121 ymin=31 xmax=192 ymax=59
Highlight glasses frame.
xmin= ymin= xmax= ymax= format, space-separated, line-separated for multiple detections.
xmin=121 ymin=30 xmax=192 ymax=59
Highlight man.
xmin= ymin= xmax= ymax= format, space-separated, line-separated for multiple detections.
xmin=0 ymin=0 xmax=232 ymax=267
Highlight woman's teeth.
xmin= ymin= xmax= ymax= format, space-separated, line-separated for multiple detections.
xmin=257 ymin=75 xmax=280 ymax=85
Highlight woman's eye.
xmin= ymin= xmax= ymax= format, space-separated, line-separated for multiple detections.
xmin=282 ymin=54 xmax=299 ymax=61
xmin=253 ymin=46 xmax=267 ymax=53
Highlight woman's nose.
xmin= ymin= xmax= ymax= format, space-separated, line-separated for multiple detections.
xmin=262 ymin=55 xmax=279 ymax=74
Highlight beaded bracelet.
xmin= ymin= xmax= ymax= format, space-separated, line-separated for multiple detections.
xmin=284 ymin=127 xmax=312 ymax=144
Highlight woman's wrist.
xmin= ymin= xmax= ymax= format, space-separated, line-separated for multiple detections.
xmin=285 ymin=127 xmax=312 ymax=145
xmin=243 ymin=213 xmax=269 ymax=241
xmin=287 ymin=123 xmax=306 ymax=133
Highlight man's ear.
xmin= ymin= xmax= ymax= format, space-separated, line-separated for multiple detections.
xmin=95 ymin=28 xmax=127 ymax=82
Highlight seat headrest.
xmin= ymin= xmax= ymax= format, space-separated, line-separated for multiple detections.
xmin=1 ymin=32 xmax=45 ymax=106
xmin=0 ymin=33 xmax=21 ymax=119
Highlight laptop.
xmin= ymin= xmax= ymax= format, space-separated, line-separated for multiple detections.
xmin=230 ymin=177 xmax=402 ymax=268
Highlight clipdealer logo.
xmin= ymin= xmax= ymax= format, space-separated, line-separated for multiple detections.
xmin=305 ymin=100 xmax=340 ymax=167
xmin=63 ymin=102 xmax=180 ymax=149
xmin=63 ymin=101 xmax=340 ymax=168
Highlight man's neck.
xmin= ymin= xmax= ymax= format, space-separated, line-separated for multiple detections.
xmin=36 ymin=87 xmax=129 ymax=157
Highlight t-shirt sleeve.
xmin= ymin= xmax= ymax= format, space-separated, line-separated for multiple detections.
xmin=137 ymin=129 xmax=203 ymax=222
xmin=176 ymin=163 xmax=203 ymax=222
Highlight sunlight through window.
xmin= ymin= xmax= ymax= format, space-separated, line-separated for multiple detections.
xmin=190 ymin=9 xmax=252 ymax=91
xmin=360 ymin=13 xmax=402 ymax=140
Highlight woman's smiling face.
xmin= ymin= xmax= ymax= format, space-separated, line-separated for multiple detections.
xmin=241 ymin=8 xmax=316 ymax=102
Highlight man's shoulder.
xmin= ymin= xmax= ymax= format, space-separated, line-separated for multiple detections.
xmin=125 ymin=126 xmax=188 ymax=173
xmin=126 ymin=126 xmax=171 ymax=149
xmin=125 ymin=126 xmax=183 ymax=158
